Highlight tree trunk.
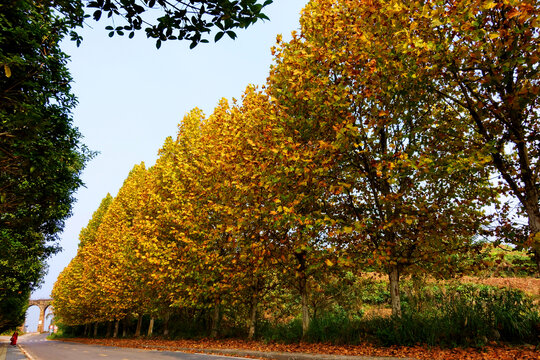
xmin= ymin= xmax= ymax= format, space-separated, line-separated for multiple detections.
xmin=248 ymin=293 xmax=258 ymax=339
xmin=113 ymin=320 xmax=119 ymax=338
xmin=526 ymin=208 xmax=540 ymax=277
xmin=122 ymin=317 xmax=128 ymax=337
xmin=84 ymin=324 xmax=89 ymax=337
xmin=533 ymin=249 xmax=540 ymax=278
xmin=106 ymin=322 xmax=112 ymax=337
xmin=301 ymin=283 xmax=310 ymax=337
xmin=163 ymin=312 xmax=170 ymax=337
xmin=147 ymin=317 xmax=154 ymax=337
xmin=210 ymin=300 xmax=220 ymax=338
xmin=389 ymin=265 xmax=402 ymax=317
xmin=135 ymin=314 xmax=143 ymax=337
xmin=295 ymin=250 xmax=310 ymax=338
xmin=93 ymin=323 xmax=98 ymax=337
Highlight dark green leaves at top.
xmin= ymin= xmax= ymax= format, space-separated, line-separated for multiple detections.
xmin=85 ymin=0 xmax=273 ymax=47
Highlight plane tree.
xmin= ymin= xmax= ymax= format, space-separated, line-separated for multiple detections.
xmin=381 ymin=0 xmax=540 ymax=272
xmin=52 ymin=194 xmax=113 ymax=327
xmin=267 ymin=0 xmax=497 ymax=316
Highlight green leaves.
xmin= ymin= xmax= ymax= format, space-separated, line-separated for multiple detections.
xmin=214 ymin=31 xmax=225 ymax=42
xmin=0 ymin=0 xmax=91 ymax=331
xmin=214 ymin=30 xmax=238 ymax=42
xmin=85 ymin=0 xmax=273 ymax=47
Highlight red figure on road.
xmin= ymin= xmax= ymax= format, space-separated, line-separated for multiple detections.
xmin=10 ymin=330 xmax=18 ymax=346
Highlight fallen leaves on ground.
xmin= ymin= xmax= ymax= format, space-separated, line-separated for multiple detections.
xmin=57 ymin=337 xmax=539 ymax=359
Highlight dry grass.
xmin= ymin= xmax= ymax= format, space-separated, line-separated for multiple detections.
xmin=461 ymin=276 xmax=540 ymax=298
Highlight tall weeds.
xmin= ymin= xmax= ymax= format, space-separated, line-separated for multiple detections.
xmin=259 ymin=284 xmax=539 ymax=347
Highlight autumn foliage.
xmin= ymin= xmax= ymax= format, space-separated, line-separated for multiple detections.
xmin=53 ymin=0 xmax=539 ymax=349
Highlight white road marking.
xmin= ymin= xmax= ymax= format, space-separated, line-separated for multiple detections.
xmin=0 ymin=344 xmax=7 ymax=360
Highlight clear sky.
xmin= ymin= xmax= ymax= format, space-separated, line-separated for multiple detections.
xmin=27 ymin=0 xmax=309 ymax=325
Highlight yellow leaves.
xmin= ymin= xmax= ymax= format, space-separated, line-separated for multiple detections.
xmin=3 ymin=64 xmax=11 ymax=78
xmin=269 ymin=203 xmax=294 ymax=215
xmin=482 ymin=2 xmax=497 ymax=10
xmin=391 ymin=2 xmax=403 ymax=12
xmin=530 ymin=232 xmax=540 ymax=249
xmin=358 ymin=32 xmax=371 ymax=46
xmin=431 ymin=18 xmax=443 ymax=27
xmin=58 ymin=0 xmax=518 ymax=324
xmin=340 ymin=181 xmax=352 ymax=189
xmin=325 ymin=259 xmax=334 ymax=267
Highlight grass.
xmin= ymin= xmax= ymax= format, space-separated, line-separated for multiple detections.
xmin=52 ymin=275 xmax=540 ymax=348
xmin=257 ymin=283 xmax=539 ymax=347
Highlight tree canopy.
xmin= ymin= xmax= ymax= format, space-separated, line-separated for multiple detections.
xmin=342 ymin=0 xmax=539 ymax=272
xmin=0 ymin=0 xmax=92 ymax=332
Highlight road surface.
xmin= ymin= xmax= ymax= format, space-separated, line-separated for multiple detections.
xmin=17 ymin=333 xmax=254 ymax=360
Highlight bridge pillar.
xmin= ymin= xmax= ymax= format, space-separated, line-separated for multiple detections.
xmin=37 ymin=304 xmax=47 ymax=333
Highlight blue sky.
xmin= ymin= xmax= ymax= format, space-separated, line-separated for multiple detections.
xmin=26 ymin=0 xmax=309 ymax=329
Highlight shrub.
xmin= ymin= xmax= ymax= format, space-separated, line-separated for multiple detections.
xmin=258 ymin=318 xmax=303 ymax=343
xmin=257 ymin=283 xmax=539 ymax=347
xmin=375 ymin=284 xmax=539 ymax=347
xmin=306 ymin=306 xmax=365 ymax=344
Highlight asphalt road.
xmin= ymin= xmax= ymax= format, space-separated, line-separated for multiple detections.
xmin=16 ymin=333 xmax=254 ymax=360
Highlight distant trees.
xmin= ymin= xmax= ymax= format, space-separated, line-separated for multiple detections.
xmin=52 ymin=195 xmax=113 ymax=326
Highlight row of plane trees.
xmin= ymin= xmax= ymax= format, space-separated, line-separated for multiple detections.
xmin=52 ymin=0 xmax=539 ymax=339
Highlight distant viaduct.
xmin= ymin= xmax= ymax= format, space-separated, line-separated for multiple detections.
xmin=22 ymin=299 xmax=53 ymax=333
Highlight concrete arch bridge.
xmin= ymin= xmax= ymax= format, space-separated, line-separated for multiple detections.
xmin=22 ymin=299 xmax=53 ymax=333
